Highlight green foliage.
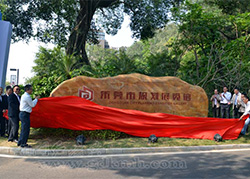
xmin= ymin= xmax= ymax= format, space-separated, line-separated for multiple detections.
xmin=127 ymin=23 xmax=178 ymax=59
xmin=3 ymin=0 xmax=184 ymax=64
xmin=205 ymin=0 xmax=250 ymax=15
xmin=27 ymin=46 xmax=80 ymax=97
xmin=4 ymin=0 xmax=78 ymax=44
xmin=144 ymin=50 xmax=179 ymax=77
xmin=123 ymin=0 xmax=182 ymax=39
xmin=170 ymin=1 xmax=250 ymax=97
xmin=18 ymin=84 xmax=25 ymax=96
xmin=72 ymin=48 xmax=139 ymax=78
xmin=126 ymin=23 xmax=180 ymax=77
xmin=0 ymin=1 xmax=7 ymax=19
xmin=33 ymin=128 xmax=130 ymax=140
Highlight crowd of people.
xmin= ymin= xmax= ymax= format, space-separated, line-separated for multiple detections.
xmin=211 ymin=86 xmax=250 ymax=135
xmin=0 ymin=85 xmax=39 ymax=148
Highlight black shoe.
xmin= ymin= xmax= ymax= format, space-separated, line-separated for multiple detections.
xmin=8 ymin=139 xmax=13 ymax=142
xmin=20 ymin=144 xmax=32 ymax=148
xmin=239 ymin=133 xmax=244 ymax=138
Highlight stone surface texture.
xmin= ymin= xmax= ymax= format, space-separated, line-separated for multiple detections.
xmin=50 ymin=73 xmax=208 ymax=117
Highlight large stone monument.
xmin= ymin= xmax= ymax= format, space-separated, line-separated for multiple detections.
xmin=50 ymin=73 xmax=208 ymax=117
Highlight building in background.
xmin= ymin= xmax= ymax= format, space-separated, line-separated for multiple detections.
xmin=10 ymin=75 xmax=17 ymax=86
xmin=111 ymin=47 xmax=120 ymax=51
xmin=97 ymin=31 xmax=110 ymax=49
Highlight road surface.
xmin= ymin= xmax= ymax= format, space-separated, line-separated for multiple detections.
xmin=0 ymin=149 xmax=250 ymax=179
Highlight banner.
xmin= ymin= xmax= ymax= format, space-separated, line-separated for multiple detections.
xmin=30 ymin=96 xmax=245 ymax=140
xmin=0 ymin=20 xmax=12 ymax=88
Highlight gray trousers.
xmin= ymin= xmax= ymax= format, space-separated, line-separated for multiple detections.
xmin=221 ymin=104 xmax=230 ymax=118
xmin=212 ymin=106 xmax=220 ymax=118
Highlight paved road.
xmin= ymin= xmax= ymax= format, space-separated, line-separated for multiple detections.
xmin=0 ymin=149 xmax=250 ymax=179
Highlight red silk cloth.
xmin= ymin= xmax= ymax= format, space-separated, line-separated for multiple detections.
xmin=3 ymin=110 xmax=8 ymax=120
xmin=30 ymin=96 xmax=246 ymax=140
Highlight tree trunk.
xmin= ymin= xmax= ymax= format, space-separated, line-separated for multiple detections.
xmin=66 ymin=0 xmax=96 ymax=66
xmin=194 ymin=48 xmax=200 ymax=80
xmin=66 ymin=0 xmax=118 ymax=66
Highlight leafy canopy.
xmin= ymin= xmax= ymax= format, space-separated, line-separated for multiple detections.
xmin=3 ymin=0 xmax=183 ymax=44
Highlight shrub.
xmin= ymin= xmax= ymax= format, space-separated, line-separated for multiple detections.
xmin=32 ymin=128 xmax=131 ymax=140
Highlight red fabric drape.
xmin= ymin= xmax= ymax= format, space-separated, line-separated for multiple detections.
xmin=3 ymin=110 xmax=8 ymax=120
xmin=30 ymin=96 xmax=246 ymax=140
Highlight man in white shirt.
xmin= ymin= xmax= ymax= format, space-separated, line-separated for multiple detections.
xmin=231 ymin=87 xmax=244 ymax=118
xmin=220 ymin=86 xmax=232 ymax=118
xmin=239 ymin=95 xmax=250 ymax=135
xmin=18 ymin=85 xmax=40 ymax=148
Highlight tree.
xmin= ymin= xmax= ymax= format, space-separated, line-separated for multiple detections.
xmin=27 ymin=46 xmax=79 ymax=97
xmin=0 ymin=1 xmax=7 ymax=18
xmin=205 ymin=0 xmax=250 ymax=15
xmin=66 ymin=0 xmax=118 ymax=65
xmin=126 ymin=23 xmax=180 ymax=77
xmin=3 ymin=0 xmax=183 ymax=65
xmin=171 ymin=1 xmax=250 ymax=95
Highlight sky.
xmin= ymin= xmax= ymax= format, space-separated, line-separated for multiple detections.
xmin=6 ymin=15 xmax=135 ymax=85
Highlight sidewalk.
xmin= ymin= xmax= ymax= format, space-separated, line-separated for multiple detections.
xmin=1 ymin=144 xmax=250 ymax=157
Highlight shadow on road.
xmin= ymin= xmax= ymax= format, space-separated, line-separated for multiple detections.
xmin=25 ymin=151 xmax=250 ymax=178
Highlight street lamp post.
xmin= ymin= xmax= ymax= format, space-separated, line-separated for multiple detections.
xmin=10 ymin=68 xmax=19 ymax=85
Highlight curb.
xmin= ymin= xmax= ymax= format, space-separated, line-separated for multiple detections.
xmin=1 ymin=144 xmax=250 ymax=157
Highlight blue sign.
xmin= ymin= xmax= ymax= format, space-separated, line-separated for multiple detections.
xmin=0 ymin=19 xmax=12 ymax=89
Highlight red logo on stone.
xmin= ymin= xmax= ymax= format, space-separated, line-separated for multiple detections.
xmin=78 ymin=86 xmax=94 ymax=101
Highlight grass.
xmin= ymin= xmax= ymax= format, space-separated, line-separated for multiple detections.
xmin=1 ymin=128 xmax=250 ymax=149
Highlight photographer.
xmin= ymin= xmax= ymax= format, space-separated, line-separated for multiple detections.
xmin=210 ymin=89 xmax=221 ymax=118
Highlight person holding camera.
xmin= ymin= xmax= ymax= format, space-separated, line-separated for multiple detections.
xmin=231 ymin=87 xmax=244 ymax=118
xmin=210 ymin=89 xmax=221 ymax=118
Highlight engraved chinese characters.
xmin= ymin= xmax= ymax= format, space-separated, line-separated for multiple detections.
xmin=50 ymin=73 xmax=208 ymax=117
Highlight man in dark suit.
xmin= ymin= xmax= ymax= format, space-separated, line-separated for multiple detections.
xmin=0 ymin=87 xmax=7 ymax=137
xmin=8 ymin=85 xmax=21 ymax=143
xmin=2 ymin=86 xmax=12 ymax=136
